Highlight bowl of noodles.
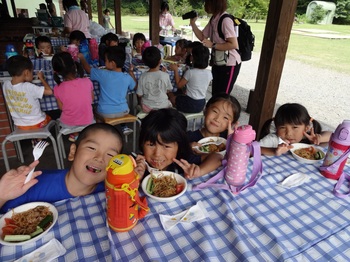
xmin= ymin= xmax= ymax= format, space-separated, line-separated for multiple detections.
xmin=0 ymin=202 xmax=58 ymax=246
xmin=196 ymin=137 xmax=227 ymax=156
xmin=290 ymin=143 xmax=325 ymax=164
xmin=141 ymin=171 xmax=187 ymax=202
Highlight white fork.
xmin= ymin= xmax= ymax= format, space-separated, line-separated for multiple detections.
xmin=24 ymin=141 xmax=49 ymax=184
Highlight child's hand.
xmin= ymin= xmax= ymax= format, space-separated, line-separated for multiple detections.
xmin=37 ymin=71 xmax=45 ymax=81
xmin=129 ymin=64 xmax=134 ymax=72
xmin=227 ymin=120 xmax=239 ymax=136
xmin=134 ymin=155 xmax=146 ymax=179
xmin=0 ymin=161 xmax=42 ymax=204
xmin=173 ymin=158 xmax=201 ymax=180
xmin=304 ymin=128 xmax=322 ymax=145
xmin=275 ymin=143 xmax=293 ymax=156
xmin=168 ymin=64 xmax=178 ymax=71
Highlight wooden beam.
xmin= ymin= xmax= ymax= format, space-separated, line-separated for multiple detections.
xmin=114 ymin=0 xmax=122 ymax=34
xmin=248 ymin=0 xmax=297 ymax=139
xmin=10 ymin=0 xmax=17 ymax=18
xmin=97 ymin=0 xmax=103 ymax=26
xmin=87 ymin=0 xmax=92 ymax=20
xmin=149 ymin=0 xmax=160 ymax=44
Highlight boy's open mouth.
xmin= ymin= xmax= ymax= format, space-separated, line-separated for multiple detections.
xmin=86 ymin=165 xmax=102 ymax=173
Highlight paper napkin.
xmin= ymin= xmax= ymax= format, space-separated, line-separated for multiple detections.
xmin=278 ymin=173 xmax=311 ymax=188
xmin=159 ymin=201 xmax=207 ymax=231
xmin=15 ymin=238 xmax=66 ymax=262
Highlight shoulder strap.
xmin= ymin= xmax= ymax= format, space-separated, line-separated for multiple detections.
xmin=319 ymin=148 xmax=350 ymax=172
xmin=193 ymin=141 xmax=263 ymax=194
xmin=217 ymin=14 xmax=235 ymax=40
xmin=333 ymin=172 xmax=350 ymax=198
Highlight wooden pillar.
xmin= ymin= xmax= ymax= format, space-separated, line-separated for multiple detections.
xmin=97 ymin=0 xmax=103 ymax=26
xmin=149 ymin=0 xmax=160 ymax=44
xmin=87 ymin=0 xmax=92 ymax=20
xmin=114 ymin=0 xmax=122 ymax=34
xmin=248 ymin=0 xmax=297 ymax=139
xmin=10 ymin=0 xmax=17 ymax=18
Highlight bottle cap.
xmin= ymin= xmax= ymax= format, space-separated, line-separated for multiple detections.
xmin=233 ymin=125 xmax=256 ymax=144
xmin=332 ymin=120 xmax=350 ymax=146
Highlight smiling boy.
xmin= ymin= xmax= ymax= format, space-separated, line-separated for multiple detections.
xmin=0 ymin=123 xmax=123 ymax=213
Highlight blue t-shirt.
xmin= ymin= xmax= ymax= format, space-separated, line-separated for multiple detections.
xmin=0 ymin=169 xmax=105 ymax=214
xmin=90 ymin=68 xmax=136 ymax=115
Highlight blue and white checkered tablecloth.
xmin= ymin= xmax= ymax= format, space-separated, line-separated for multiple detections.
xmin=1 ymin=153 xmax=349 ymax=261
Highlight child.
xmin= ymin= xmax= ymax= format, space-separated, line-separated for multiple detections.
xmin=134 ymin=108 xmax=223 ymax=180
xmin=136 ymin=46 xmax=172 ymax=113
xmin=103 ymin=8 xmax=114 ymax=30
xmin=132 ymin=33 xmax=146 ymax=57
xmin=169 ymin=44 xmax=212 ymax=113
xmin=2 ymin=55 xmax=52 ymax=133
xmin=52 ymin=52 xmax=95 ymax=142
xmin=185 ymin=41 xmax=202 ymax=67
xmin=35 ymin=35 xmax=53 ymax=57
xmin=0 ymin=123 xmax=123 ymax=213
xmin=259 ymin=103 xmax=332 ymax=156
xmin=79 ymin=46 xmax=136 ymax=135
xmin=99 ymin=32 xmax=119 ymax=66
xmin=165 ymin=39 xmax=188 ymax=63
xmin=188 ymin=93 xmax=241 ymax=161
xmin=60 ymin=30 xmax=86 ymax=52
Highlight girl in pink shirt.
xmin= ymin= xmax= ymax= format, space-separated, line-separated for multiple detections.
xmin=52 ymin=52 xmax=95 ymax=141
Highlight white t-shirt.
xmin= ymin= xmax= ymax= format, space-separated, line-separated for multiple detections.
xmin=136 ymin=71 xmax=173 ymax=109
xmin=183 ymin=68 xmax=212 ymax=100
xmin=259 ymin=133 xmax=279 ymax=148
xmin=2 ymin=81 xmax=46 ymax=126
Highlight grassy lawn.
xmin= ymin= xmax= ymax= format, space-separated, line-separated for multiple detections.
xmin=93 ymin=15 xmax=350 ymax=74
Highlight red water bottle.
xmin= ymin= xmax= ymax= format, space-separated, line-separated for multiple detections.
xmin=320 ymin=120 xmax=350 ymax=180
xmin=105 ymin=154 xmax=149 ymax=232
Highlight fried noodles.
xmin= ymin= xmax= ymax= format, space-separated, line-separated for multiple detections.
xmin=294 ymin=147 xmax=318 ymax=160
xmin=152 ymin=174 xmax=177 ymax=197
xmin=11 ymin=205 xmax=53 ymax=235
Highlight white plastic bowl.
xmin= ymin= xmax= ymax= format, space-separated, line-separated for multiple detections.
xmin=0 ymin=202 xmax=58 ymax=246
xmin=197 ymin=137 xmax=227 ymax=156
xmin=141 ymin=171 xmax=187 ymax=202
xmin=290 ymin=143 xmax=325 ymax=164
xmin=136 ymin=65 xmax=149 ymax=73
xmin=43 ymin=55 xmax=53 ymax=61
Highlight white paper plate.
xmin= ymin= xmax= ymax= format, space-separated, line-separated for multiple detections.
xmin=290 ymin=143 xmax=325 ymax=164
xmin=135 ymin=65 xmax=149 ymax=73
xmin=197 ymin=137 xmax=227 ymax=156
xmin=32 ymin=79 xmax=42 ymax=84
xmin=0 ymin=202 xmax=58 ymax=246
xmin=43 ymin=55 xmax=53 ymax=61
xmin=141 ymin=171 xmax=187 ymax=202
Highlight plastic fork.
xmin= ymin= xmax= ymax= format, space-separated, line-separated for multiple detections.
xmin=24 ymin=141 xmax=49 ymax=184
xmin=131 ymin=152 xmax=159 ymax=173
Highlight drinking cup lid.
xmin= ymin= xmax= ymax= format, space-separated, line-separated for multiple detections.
xmin=333 ymin=120 xmax=350 ymax=145
xmin=234 ymin=125 xmax=256 ymax=144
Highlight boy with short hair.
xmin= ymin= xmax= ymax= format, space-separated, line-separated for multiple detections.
xmin=136 ymin=46 xmax=173 ymax=113
xmin=0 ymin=123 xmax=123 ymax=213
xmin=99 ymin=32 xmax=119 ymax=66
xmin=35 ymin=35 xmax=53 ymax=56
xmin=2 ymin=55 xmax=53 ymax=130
xmin=79 ymin=46 xmax=136 ymax=135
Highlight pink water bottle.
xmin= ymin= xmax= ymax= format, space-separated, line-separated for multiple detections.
xmin=225 ymin=125 xmax=256 ymax=186
xmin=89 ymin=38 xmax=99 ymax=60
xmin=67 ymin=44 xmax=78 ymax=61
xmin=320 ymin=120 xmax=350 ymax=180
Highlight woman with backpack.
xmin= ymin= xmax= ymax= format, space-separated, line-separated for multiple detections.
xmin=189 ymin=0 xmax=241 ymax=96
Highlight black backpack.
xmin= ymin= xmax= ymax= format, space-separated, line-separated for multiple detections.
xmin=217 ymin=14 xmax=255 ymax=61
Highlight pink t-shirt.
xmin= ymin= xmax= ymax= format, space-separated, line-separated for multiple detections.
xmin=64 ymin=9 xmax=91 ymax=38
xmin=53 ymin=78 xmax=94 ymax=126
xmin=159 ymin=13 xmax=175 ymax=28
xmin=202 ymin=12 xmax=241 ymax=66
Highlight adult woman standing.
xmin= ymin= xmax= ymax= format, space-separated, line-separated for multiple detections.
xmin=159 ymin=2 xmax=176 ymax=34
xmin=190 ymin=0 xmax=241 ymax=96
xmin=62 ymin=0 xmax=91 ymax=38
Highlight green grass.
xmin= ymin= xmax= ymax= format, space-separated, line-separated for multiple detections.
xmin=93 ymin=15 xmax=350 ymax=74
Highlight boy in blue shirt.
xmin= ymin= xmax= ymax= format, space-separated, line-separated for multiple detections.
xmin=0 ymin=123 xmax=123 ymax=213
xmin=79 ymin=46 xmax=136 ymax=135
